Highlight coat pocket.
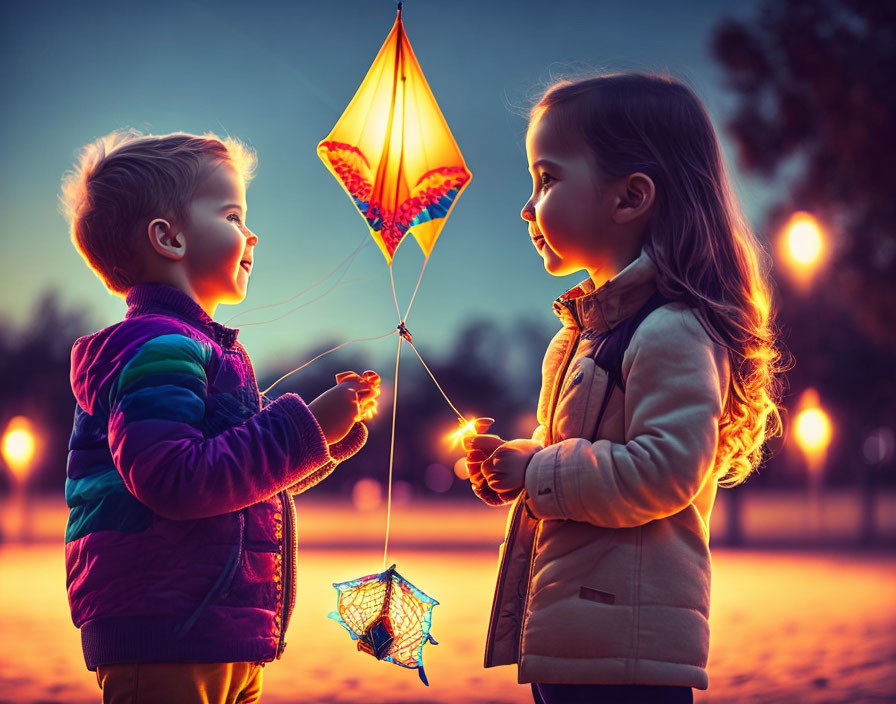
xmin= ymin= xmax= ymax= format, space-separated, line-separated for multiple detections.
xmin=175 ymin=511 xmax=245 ymax=639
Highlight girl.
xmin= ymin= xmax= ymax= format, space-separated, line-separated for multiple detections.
xmin=464 ymin=74 xmax=784 ymax=704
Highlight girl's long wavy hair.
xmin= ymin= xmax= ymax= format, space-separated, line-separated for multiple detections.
xmin=534 ymin=73 xmax=786 ymax=486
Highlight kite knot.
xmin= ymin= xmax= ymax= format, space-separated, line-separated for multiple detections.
xmin=397 ymin=322 xmax=413 ymax=344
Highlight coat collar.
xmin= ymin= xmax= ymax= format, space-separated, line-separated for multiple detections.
xmin=125 ymin=283 xmax=240 ymax=348
xmin=552 ymin=249 xmax=658 ymax=332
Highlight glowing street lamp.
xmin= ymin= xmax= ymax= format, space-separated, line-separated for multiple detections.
xmin=2 ymin=417 xmax=37 ymax=483
xmin=793 ymin=390 xmax=833 ymax=538
xmin=777 ymin=211 xmax=828 ymax=292
xmin=2 ymin=416 xmax=40 ymax=541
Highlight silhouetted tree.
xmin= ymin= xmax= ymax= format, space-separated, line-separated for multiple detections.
xmin=0 ymin=291 xmax=94 ymax=494
xmin=712 ymin=0 xmax=896 ymax=346
xmin=712 ymin=0 xmax=896 ymax=487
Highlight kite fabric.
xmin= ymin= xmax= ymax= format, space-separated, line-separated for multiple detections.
xmin=317 ymin=4 xmax=472 ymax=265
xmin=328 ymin=564 xmax=439 ymax=685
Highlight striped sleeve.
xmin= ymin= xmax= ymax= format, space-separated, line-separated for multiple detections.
xmin=108 ymin=333 xmax=331 ymax=520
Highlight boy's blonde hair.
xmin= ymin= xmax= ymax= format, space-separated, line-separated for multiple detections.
xmin=60 ymin=130 xmax=257 ymax=296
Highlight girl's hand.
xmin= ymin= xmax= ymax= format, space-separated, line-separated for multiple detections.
xmin=479 ymin=443 xmax=532 ymax=500
xmin=462 ymin=418 xmax=503 ymax=497
xmin=309 ymin=370 xmax=380 ymax=444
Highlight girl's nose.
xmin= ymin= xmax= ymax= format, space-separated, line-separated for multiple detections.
xmin=245 ymin=229 xmax=259 ymax=246
xmin=521 ymin=199 xmax=535 ymax=222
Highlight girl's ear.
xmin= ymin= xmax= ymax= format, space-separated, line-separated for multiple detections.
xmin=147 ymin=218 xmax=185 ymax=261
xmin=613 ymin=173 xmax=655 ymax=224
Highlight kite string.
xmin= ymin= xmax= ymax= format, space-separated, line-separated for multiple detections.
xmin=260 ymin=329 xmax=399 ymax=398
xmin=383 ymin=333 xmax=402 ymax=570
xmin=402 ymin=257 xmax=428 ymax=324
xmin=382 ymin=258 xmax=405 ymax=569
xmin=237 ymin=273 xmax=373 ymax=329
xmin=380 ymin=255 xmax=470 ymax=570
xmin=388 ymin=265 xmax=402 ymax=323
xmin=405 ymin=338 xmax=466 ymax=423
xmin=222 ymin=235 xmax=370 ymax=327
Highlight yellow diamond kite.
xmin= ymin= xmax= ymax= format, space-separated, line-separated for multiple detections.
xmin=318 ymin=4 xmax=472 ymax=266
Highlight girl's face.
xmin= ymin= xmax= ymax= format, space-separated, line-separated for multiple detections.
xmin=522 ymin=111 xmax=641 ymax=285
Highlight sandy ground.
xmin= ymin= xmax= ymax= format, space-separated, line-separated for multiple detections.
xmin=1 ymin=516 xmax=895 ymax=703
xmin=5 ymin=490 xmax=896 ymax=547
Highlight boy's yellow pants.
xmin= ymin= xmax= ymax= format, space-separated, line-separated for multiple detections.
xmin=96 ymin=662 xmax=263 ymax=704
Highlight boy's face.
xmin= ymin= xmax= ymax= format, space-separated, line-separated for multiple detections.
xmin=179 ymin=160 xmax=256 ymax=311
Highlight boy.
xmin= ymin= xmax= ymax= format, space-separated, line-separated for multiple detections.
xmin=60 ymin=130 xmax=380 ymax=703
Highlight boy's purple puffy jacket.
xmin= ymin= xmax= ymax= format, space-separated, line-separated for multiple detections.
xmin=64 ymin=283 xmax=367 ymax=670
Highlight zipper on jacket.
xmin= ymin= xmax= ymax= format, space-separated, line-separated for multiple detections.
xmin=485 ymin=299 xmax=582 ymax=665
xmin=546 ymin=300 xmax=582 ymax=445
xmin=483 ymin=496 xmax=526 ymax=667
xmin=486 ymin=299 xmax=580 ymax=664
xmin=235 ymin=342 xmax=294 ymax=658
xmin=276 ymin=490 xmax=297 ymax=659
xmin=235 ymin=343 xmax=262 ymax=412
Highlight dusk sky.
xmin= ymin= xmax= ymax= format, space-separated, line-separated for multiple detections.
xmin=3 ymin=0 xmax=767 ymax=374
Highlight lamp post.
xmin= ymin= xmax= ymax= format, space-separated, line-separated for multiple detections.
xmin=1 ymin=416 xmax=38 ymax=542
xmin=793 ymin=390 xmax=833 ymax=541
xmin=860 ymin=427 xmax=894 ymax=544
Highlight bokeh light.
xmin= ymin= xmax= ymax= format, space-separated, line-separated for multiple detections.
xmin=793 ymin=389 xmax=833 ymax=473
xmin=862 ymin=427 xmax=895 ymax=466
xmin=351 ymin=477 xmax=382 ymax=511
xmin=795 ymin=408 xmax=833 ymax=454
xmin=391 ymin=480 xmax=414 ymax=505
xmin=424 ymin=463 xmax=453 ymax=493
xmin=785 ymin=212 xmax=823 ymax=265
xmin=1 ymin=416 xmax=38 ymax=483
xmin=777 ymin=211 xmax=828 ymax=292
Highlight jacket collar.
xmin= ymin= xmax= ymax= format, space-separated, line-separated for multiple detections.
xmin=552 ymin=248 xmax=658 ymax=332
xmin=125 ymin=283 xmax=240 ymax=348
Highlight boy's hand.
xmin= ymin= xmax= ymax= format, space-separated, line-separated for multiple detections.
xmin=309 ymin=370 xmax=380 ymax=444
xmin=335 ymin=369 xmax=381 ymax=421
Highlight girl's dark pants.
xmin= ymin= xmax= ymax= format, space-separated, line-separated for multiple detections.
xmin=531 ymin=682 xmax=694 ymax=704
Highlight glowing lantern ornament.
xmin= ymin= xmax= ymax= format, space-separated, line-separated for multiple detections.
xmin=318 ymin=2 xmax=471 ymax=269
xmin=329 ymin=564 xmax=439 ymax=685
xmin=320 ymin=3 xmax=472 ymax=683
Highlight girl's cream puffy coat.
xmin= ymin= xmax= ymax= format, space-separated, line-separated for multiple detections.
xmin=482 ymin=250 xmax=730 ymax=689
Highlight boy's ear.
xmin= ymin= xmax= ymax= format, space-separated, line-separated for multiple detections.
xmin=147 ymin=218 xmax=185 ymax=261
xmin=612 ymin=173 xmax=655 ymax=225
